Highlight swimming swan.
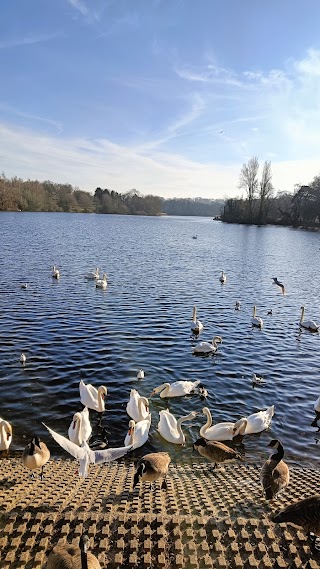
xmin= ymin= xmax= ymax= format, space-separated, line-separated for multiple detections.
xmin=299 ymin=306 xmax=319 ymax=332
xmin=44 ymin=423 xmax=132 ymax=477
xmin=158 ymin=410 xmax=198 ymax=444
xmin=79 ymin=381 xmax=107 ymax=412
xmin=95 ymin=273 xmax=107 ymax=289
xmin=200 ymin=407 xmax=237 ymax=441
xmin=191 ymin=306 xmax=203 ymax=334
xmin=124 ymin=415 xmax=151 ymax=449
xmin=193 ymin=336 xmax=222 ymax=355
xmin=126 ymin=389 xmax=149 ymax=422
xmin=84 ymin=267 xmax=100 ymax=280
xmin=0 ymin=418 xmax=12 ymax=451
xmin=52 ymin=266 xmax=60 ymax=279
xmin=314 ymin=396 xmax=320 ymax=413
xmin=20 ymin=353 xmax=26 ymax=365
xmin=68 ymin=407 xmax=92 ymax=446
xmin=219 ymin=271 xmax=227 ymax=283
xmin=45 ymin=533 xmax=101 ymax=568
xmin=252 ymin=306 xmax=263 ymax=328
xmin=137 ymin=369 xmax=145 ymax=379
xmin=233 ymin=405 xmax=275 ymax=435
xmin=149 ymin=380 xmax=201 ymax=398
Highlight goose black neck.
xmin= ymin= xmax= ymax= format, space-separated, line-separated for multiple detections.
xmin=80 ymin=548 xmax=88 ymax=569
xmin=271 ymin=443 xmax=284 ymax=463
xmin=29 ymin=441 xmax=35 ymax=455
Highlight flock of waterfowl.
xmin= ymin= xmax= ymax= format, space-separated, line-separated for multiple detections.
xmin=1 ymin=267 xmax=320 ymax=567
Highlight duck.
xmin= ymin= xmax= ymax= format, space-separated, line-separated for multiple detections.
xmin=233 ymin=405 xmax=275 ymax=436
xmin=45 ymin=533 xmax=101 ymax=568
xmin=43 ymin=423 xmax=132 ymax=478
xmin=79 ymin=381 xmax=107 ymax=413
xmin=193 ymin=437 xmax=244 ymax=469
xmin=133 ymin=452 xmax=171 ymax=490
xmin=149 ymin=380 xmax=201 ymax=399
xmin=235 ymin=300 xmax=241 ymax=311
xmin=200 ymin=407 xmax=236 ymax=441
xmin=192 ymin=336 xmax=222 ymax=355
xmin=20 ymin=283 xmax=28 ymax=290
xmin=124 ymin=416 xmax=151 ymax=450
xmin=252 ymin=373 xmax=266 ymax=387
xmin=20 ymin=353 xmax=26 ymax=365
xmin=52 ymin=266 xmax=60 ymax=279
xmin=95 ymin=273 xmax=107 ymax=289
xmin=0 ymin=418 xmax=12 ymax=451
xmin=219 ymin=271 xmax=227 ymax=283
xmin=267 ymin=309 xmax=273 ymax=316
xmin=84 ymin=268 xmax=99 ymax=280
xmin=137 ymin=369 xmax=145 ymax=380
xmin=314 ymin=396 xmax=320 ymax=413
xmin=272 ymin=495 xmax=320 ymax=538
xmin=158 ymin=410 xmax=198 ymax=445
xmin=252 ymin=305 xmax=263 ymax=328
xmin=299 ymin=306 xmax=319 ymax=332
xmin=191 ymin=306 xmax=203 ymax=334
xmin=68 ymin=407 xmax=92 ymax=446
xmin=22 ymin=437 xmax=50 ymax=480
xmin=260 ymin=439 xmax=290 ymax=500
xmin=126 ymin=389 xmax=149 ymax=422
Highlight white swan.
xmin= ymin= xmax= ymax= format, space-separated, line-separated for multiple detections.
xmin=137 ymin=369 xmax=145 ymax=380
xmin=44 ymin=423 xmax=132 ymax=478
xmin=149 ymin=380 xmax=201 ymax=398
xmin=191 ymin=306 xmax=203 ymax=334
xmin=200 ymin=407 xmax=236 ymax=441
xmin=126 ymin=389 xmax=149 ymax=422
xmin=0 ymin=418 xmax=12 ymax=451
xmin=79 ymin=381 xmax=107 ymax=412
xmin=20 ymin=353 xmax=26 ymax=365
xmin=158 ymin=409 xmax=198 ymax=444
xmin=314 ymin=396 xmax=320 ymax=413
xmin=52 ymin=266 xmax=60 ymax=279
xmin=84 ymin=267 xmax=99 ymax=280
xmin=299 ymin=306 xmax=319 ymax=332
xmin=252 ymin=306 xmax=263 ymax=328
xmin=219 ymin=271 xmax=227 ymax=283
xmin=124 ymin=415 xmax=151 ymax=449
xmin=96 ymin=273 xmax=107 ymax=289
xmin=233 ymin=405 xmax=275 ymax=436
xmin=68 ymin=407 xmax=92 ymax=446
xmin=193 ymin=336 xmax=222 ymax=355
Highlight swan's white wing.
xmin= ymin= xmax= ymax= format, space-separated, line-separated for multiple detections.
xmin=159 ymin=409 xmax=177 ymax=431
xmin=93 ymin=445 xmax=132 ymax=465
xmin=43 ymin=423 xmax=86 ymax=460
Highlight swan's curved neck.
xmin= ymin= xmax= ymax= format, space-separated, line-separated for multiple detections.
xmin=192 ymin=306 xmax=197 ymax=321
xmin=176 ymin=415 xmax=193 ymax=439
xmin=200 ymin=409 xmax=212 ymax=436
xmin=300 ymin=307 xmax=305 ymax=323
xmin=128 ymin=424 xmax=135 ymax=445
xmin=98 ymin=389 xmax=104 ymax=412
xmin=138 ymin=398 xmax=148 ymax=413
xmin=253 ymin=306 xmax=256 ymax=318
xmin=160 ymin=384 xmax=170 ymax=396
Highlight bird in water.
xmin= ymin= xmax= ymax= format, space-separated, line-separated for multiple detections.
xmin=219 ymin=271 xmax=227 ymax=283
xmin=272 ymin=495 xmax=320 ymax=549
xmin=20 ymin=353 xmax=26 ymax=366
xmin=22 ymin=436 xmax=50 ymax=480
xmin=260 ymin=439 xmax=290 ymax=500
xmin=20 ymin=283 xmax=28 ymax=289
xmin=267 ymin=309 xmax=273 ymax=316
xmin=137 ymin=369 xmax=145 ymax=380
xmin=198 ymin=384 xmax=208 ymax=399
xmin=133 ymin=452 xmax=171 ymax=491
xmin=252 ymin=373 xmax=266 ymax=388
xmin=235 ymin=300 xmax=241 ymax=311
xmin=272 ymin=277 xmax=285 ymax=294
xmin=52 ymin=266 xmax=60 ymax=279
xmin=193 ymin=437 xmax=244 ymax=469
xmin=45 ymin=533 xmax=101 ymax=568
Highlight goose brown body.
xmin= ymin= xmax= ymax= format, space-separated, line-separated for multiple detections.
xmin=45 ymin=534 xmax=101 ymax=568
xmin=22 ymin=437 xmax=50 ymax=479
xmin=193 ymin=437 xmax=243 ymax=468
xmin=272 ymin=495 xmax=320 ymax=535
xmin=133 ymin=452 xmax=171 ymax=487
xmin=261 ymin=439 xmax=289 ymax=500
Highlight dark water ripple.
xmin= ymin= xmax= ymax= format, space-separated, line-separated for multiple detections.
xmin=0 ymin=213 xmax=319 ymax=467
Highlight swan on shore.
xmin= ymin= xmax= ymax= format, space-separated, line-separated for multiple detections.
xmin=233 ymin=405 xmax=275 ymax=435
xmin=68 ymin=407 xmax=92 ymax=446
xmin=252 ymin=305 xmax=263 ymax=328
xmin=192 ymin=336 xmax=222 ymax=355
xmin=44 ymin=423 xmax=132 ymax=477
xmin=149 ymin=380 xmax=200 ymax=399
xmin=124 ymin=416 xmax=151 ymax=449
xmin=158 ymin=410 xmax=198 ymax=445
xmin=191 ymin=306 xmax=203 ymax=334
xmin=126 ymin=389 xmax=149 ymax=422
xmin=299 ymin=306 xmax=319 ymax=332
xmin=79 ymin=381 xmax=107 ymax=413
xmin=22 ymin=436 xmax=50 ymax=480
xmin=0 ymin=418 xmax=12 ymax=451
xmin=84 ymin=267 xmax=99 ymax=280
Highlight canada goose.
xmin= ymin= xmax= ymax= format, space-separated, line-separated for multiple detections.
xmin=193 ymin=437 xmax=244 ymax=469
xmin=126 ymin=389 xmax=149 ymax=422
xmin=260 ymin=439 xmax=290 ymax=500
xmin=22 ymin=437 xmax=50 ymax=480
xmin=192 ymin=336 xmax=222 ymax=355
xmin=158 ymin=410 xmax=198 ymax=445
xmin=219 ymin=271 xmax=227 ymax=283
xmin=84 ymin=268 xmax=99 ymax=280
xmin=272 ymin=277 xmax=285 ymax=294
xmin=252 ymin=306 xmax=263 ymax=328
xmin=191 ymin=306 xmax=203 ymax=334
xmin=20 ymin=353 xmax=26 ymax=365
xmin=52 ymin=266 xmax=60 ymax=279
xmin=43 ymin=423 xmax=132 ymax=478
xmin=272 ymin=495 xmax=320 ymax=538
xmin=235 ymin=301 xmax=241 ymax=310
xmin=45 ymin=533 xmax=101 ymax=568
xmin=95 ymin=274 xmax=107 ymax=289
xmin=68 ymin=407 xmax=92 ymax=446
xmin=0 ymin=418 xmax=12 ymax=451
xmin=79 ymin=381 xmax=107 ymax=413
xmin=233 ymin=406 xmax=275 ymax=435
xmin=137 ymin=369 xmax=145 ymax=380
xmin=149 ymin=380 xmax=200 ymax=398
xmin=124 ymin=416 xmax=151 ymax=449
xmin=133 ymin=452 xmax=171 ymax=490
xmin=300 ymin=306 xmax=319 ymax=332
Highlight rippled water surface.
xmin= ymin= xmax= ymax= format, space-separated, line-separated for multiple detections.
xmin=0 ymin=212 xmax=319 ymax=467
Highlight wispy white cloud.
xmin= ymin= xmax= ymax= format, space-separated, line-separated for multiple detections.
xmin=0 ymin=103 xmax=63 ymax=133
xmin=0 ymin=32 xmax=61 ymax=49
xmin=68 ymin=0 xmax=88 ymax=17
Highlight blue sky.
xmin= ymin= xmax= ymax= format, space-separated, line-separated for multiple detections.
xmin=1 ymin=0 xmax=320 ymax=199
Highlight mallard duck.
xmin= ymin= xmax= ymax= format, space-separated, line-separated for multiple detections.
xmin=0 ymin=418 xmax=12 ymax=451
xmin=193 ymin=437 xmax=243 ymax=469
xmin=191 ymin=306 xmax=203 ymax=334
xmin=300 ymin=306 xmax=319 ymax=332
xmin=45 ymin=533 xmax=101 ymax=568
xmin=272 ymin=495 xmax=320 ymax=537
xmin=133 ymin=452 xmax=171 ymax=490
xmin=149 ymin=380 xmax=200 ymax=398
xmin=22 ymin=437 xmax=50 ymax=480
xmin=192 ymin=336 xmax=222 ymax=355
xmin=252 ymin=305 xmax=263 ymax=328
xmin=260 ymin=439 xmax=290 ymax=500
xmin=158 ymin=410 xmax=198 ymax=445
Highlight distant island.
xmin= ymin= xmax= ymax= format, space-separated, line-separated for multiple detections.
xmin=0 ymin=174 xmax=223 ymax=217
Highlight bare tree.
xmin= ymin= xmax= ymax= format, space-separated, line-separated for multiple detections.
xmin=258 ymin=161 xmax=273 ymax=223
xmin=238 ymin=157 xmax=259 ymax=222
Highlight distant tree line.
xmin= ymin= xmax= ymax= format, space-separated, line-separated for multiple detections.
xmin=221 ymin=158 xmax=320 ymax=228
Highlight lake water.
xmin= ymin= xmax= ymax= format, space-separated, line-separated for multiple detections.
xmin=0 ymin=212 xmax=319 ymax=468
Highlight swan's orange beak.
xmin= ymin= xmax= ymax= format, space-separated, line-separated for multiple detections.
xmin=128 ymin=427 xmax=133 ymax=435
